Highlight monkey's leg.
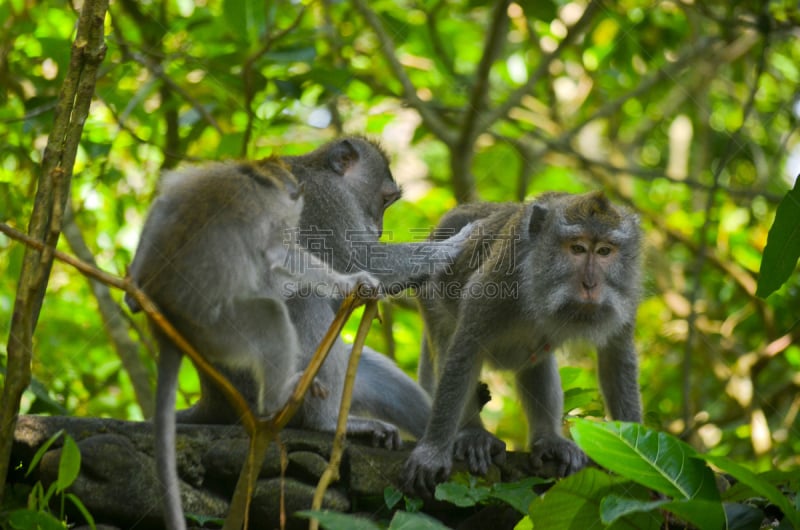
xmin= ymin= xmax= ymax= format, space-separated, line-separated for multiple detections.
xmin=516 ymin=355 xmax=588 ymax=477
xmin=351 ymin=346 xmax=431 ymax=439
xmin=597 ymin=328 xmax=642 ymax=422
xmin=403 ymin=332 xmax=486 ymax=496
xmin=452 ymin=381 xmax=506 ymax=476
xmin=295 ymin=339 xmax=403 ymax=450
xmin=417 ymin=330 xmax=437 ymax=395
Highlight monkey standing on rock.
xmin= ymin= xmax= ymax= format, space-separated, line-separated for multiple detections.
xmin=126 ymin=157 xmax=382 ymax=530
xmin=404 ymin=191 xmax=643 ymax=496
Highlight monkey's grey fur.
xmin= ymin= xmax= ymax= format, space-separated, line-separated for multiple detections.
xmin=404 ymin=191 xmax=643 ymax=496
xmin=170 ymin=137 xmax=471 ymax=441
xmin=127 ymin=157 xmax=384 ymax=530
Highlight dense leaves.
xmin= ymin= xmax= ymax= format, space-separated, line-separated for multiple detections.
xmin=1 ymin=0 xmax=799 ymax=526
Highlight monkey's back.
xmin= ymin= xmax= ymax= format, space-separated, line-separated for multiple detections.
xmin=129 ymin=162 xmax=299 ymax=324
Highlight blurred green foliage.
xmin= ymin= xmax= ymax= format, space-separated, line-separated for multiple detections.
xmin=1 ymin=0 xmax=798 ymax=481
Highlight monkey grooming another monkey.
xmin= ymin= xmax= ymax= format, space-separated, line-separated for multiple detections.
xmin=176 ymin=137 xmax=474 ymax=445
xmin=126 ymin=158 xmax=378 ymax=530
xmin=404 ymin=191 xmax=643 ymax=496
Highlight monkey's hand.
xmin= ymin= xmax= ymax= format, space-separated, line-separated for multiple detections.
xmin=453 ymin=427 xmax=506 ymax=476
xmin=528 ymin=434 xmax=588 ymax=478
xmin=402 ymin=441 xmax=453 ymax=498
xmin=351 ymin=271 xmax=382 ymax=299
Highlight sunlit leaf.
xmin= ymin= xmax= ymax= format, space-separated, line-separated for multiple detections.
xmin=757 ymin=177 xmax=800 ymax=297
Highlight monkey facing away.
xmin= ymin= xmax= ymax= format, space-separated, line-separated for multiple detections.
xmin=404 ymin=191 xmax=643 ymax=496
xmin=171 ymin=137 xmax=473 ymax=442
xmin=126 ymin=158 xmax=379 ymax=530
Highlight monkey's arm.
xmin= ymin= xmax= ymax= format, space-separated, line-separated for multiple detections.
xmin=403 ymin=330 xmax=483 ymax=496
xmin=270 ymin=244 xmax=379 ymax=298
xmin=351 ymin=223 xmax=475 ymax=293
xmin=597 ymin=326 xmax=642 ymax=422
xmin=516 ymin=355 xmax=588 ymax=477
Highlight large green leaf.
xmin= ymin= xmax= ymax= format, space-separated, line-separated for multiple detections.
xmin=528 ymin=467 xmax=659 ymax=529
xmin=571 ymin=420 xmax=719 ymax=500
xmin=571 ymin=420 xmax=725 ymax=529
xmin=757 ymin=177 xmax=800 ymax=297
xmin=703 ymin=454 xmax=800 ymax=528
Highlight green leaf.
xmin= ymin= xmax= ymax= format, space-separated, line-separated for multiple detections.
xmin=600 ymin=495 xmax=670 ymax=524
xmin=703 ymin=454 xmax=800 ymax=528
xmin=7 ymin=509 xmax=65 ymax=530
xmin=26 ymin=430 xmax=64 ymax=478
xmin=570 ymin=420 xmax=720 ymax=500
xmin=389 ymin=511 xmax=450 ymax=530
xmin=434 ymin=479 xmax=491 ymax=507
xmin=65 ymin=493 xmax=96 ymax=530
xmin=528 ymin=467 xmax=659 ymax=530
xmin=488 ymin=477 xmax=547 ymax=514
xmin=757 ymin=177 xmax=800 ymax=297
xmin=296 ymin=510 xmax=381 ymax=530
xmin=384 ymin=486 xmax=404 ymax=509
xmin=55 ymin=435 xmax=81 ymax=492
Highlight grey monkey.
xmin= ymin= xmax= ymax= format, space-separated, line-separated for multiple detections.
xmin=174 ymin=137 xmax=472 ymax=444
xmin=126 ymin=158 xmax=378 ymax=530
xmin=404 ymin=191 xmax=643 ymax=496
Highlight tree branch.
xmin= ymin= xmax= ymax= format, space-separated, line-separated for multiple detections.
xmin=481 ymin=0 xmax=601 ymax=130
xmin=0 ymin=0 xmax=109 ymax=501
xmin=350 ymin=0 xmax=454 ymax=144
xmin=62 ymin=204 xmax=155 ymax=417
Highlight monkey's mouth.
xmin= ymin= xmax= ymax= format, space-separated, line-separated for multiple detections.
xmin=557 ymin=300 xmax=609 ymax=323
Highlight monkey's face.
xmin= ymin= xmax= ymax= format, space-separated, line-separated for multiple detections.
xmin=533 ymin=214 xmax=640 ymax=336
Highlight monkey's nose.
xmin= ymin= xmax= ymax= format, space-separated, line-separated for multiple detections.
xmin=582 ymin=280 xmax=597 ymax=290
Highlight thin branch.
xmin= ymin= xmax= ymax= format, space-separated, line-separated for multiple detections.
xmin=681 ymin=22 xmax=770 ymax=430
xmin=241 ymin=7 xmax=308 ymax=156
xmin=309 ymin=300 xmax=379 ymax=530
xmin=350 ymin=0 xmax=454 ymax=144
xmin=0 ymin=221 xmax=256 ymax=433
xmin=459 ymin=0 xmax=510 ymax=147
xmin=482 ymin=0 xmax=601 ymax=130
xmin=62 ymin=204 xmax=155 ymax=417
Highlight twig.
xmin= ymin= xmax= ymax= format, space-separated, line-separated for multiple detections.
xmin=241 ymin=7 xmax=308 ymax=156
xmin=482 ymin=0 xmax=601 ymax=130
xmin=681 ymin=22 xmax=770 ymax=431
xmin=309 ymin=300 xmax=380 ymax=530
xmin=350 ymin=0 xmax=454 ymax=144
xmin=62 ymin=204 xmax=155 ymax=416
xmin=223 ymin=293 xmax=367 ymax=530
xmin=0 ymin=221 xmax=256 ymax=433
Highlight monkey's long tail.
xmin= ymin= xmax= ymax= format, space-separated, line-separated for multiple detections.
xmin=352 ymin=348 xmax=432 ymax=439
xmin=154 ymin=343 xmax=188 ymax=530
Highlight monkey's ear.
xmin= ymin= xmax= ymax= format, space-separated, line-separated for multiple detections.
xmin=528 ymin=204 xmax=548 ymax=236
xmin=328 ymin=139 xmax=360 ymax=176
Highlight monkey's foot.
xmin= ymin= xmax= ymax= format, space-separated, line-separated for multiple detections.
xmin=453 ymin=427 xmax=506 ymax=476
xmin=402 ymin=441 xmax=453 ymax=498
xmin=528 ymin=434 xmax=588 ymax=478
xmin=347 ymin=417 xmax=402 ymax=450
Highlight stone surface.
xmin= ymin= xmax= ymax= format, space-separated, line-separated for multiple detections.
xmin=9 ymin=415 xmax=537 ymax=529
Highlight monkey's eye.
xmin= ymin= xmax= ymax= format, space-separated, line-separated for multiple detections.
xmin=570 ymin=244 xmax=587 ymax=254
xmin=596 ymin=246 xmax=613 ymax=256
